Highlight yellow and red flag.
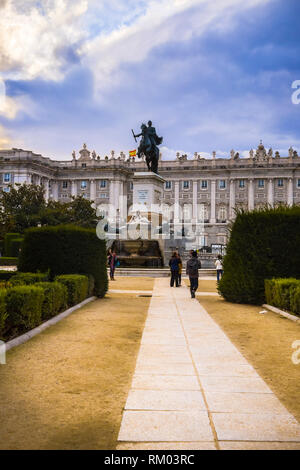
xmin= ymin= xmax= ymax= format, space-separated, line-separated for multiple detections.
xmin=129 ymin=150 xmax=136 ymax=157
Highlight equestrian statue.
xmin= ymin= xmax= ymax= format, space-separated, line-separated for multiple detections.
xmin=132 ymin=121 xmax=163 ymax=174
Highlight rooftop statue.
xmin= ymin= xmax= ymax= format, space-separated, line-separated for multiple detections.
xmin=132 ymin=121 xmax=163 ymax=174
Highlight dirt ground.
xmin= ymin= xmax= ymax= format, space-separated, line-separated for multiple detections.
xmin=184 ymin=279 xmax=218 ymax=292
xmin=0 ymin=292 xmax=150 ymax=450
xmin=109 ymin=276 xmax=154 ymax=291
xmin=198 ymin=283 xmax=300 ymax=423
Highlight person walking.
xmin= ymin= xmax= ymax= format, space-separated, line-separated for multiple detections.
xmin=177 ymin=252 xmax=182 ymax=286
xmin=215 ymin=255 xmax=223 ymax=282
xmin=186 ymin=250 xmax=202 ymax=298
xmin=108 ymin=248 xmax=118 ymax=281
xmin=169 ymin=252 xmax=180 ymax=287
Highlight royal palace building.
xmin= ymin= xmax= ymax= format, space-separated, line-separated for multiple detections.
xmin=1 ymin=142 xmax=300 ymax=255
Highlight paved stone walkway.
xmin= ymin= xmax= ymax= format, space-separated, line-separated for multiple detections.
xmin=117 ymin=278 xmax=300 ymax=450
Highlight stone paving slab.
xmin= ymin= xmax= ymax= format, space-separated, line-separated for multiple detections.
xmin=125 ymin=390 xmax=206 ymax=411
xmin=117 ymin=277 xmax=300 ymax=449
xmin=131 ymin=374 xmax=200 ymax=391
xmin=118 ymin=410 xmax=214 ymax=442
xmin=116 ymin=442 xmax=217 ymax=450
xmin=212 ymin=413 xmax=300 ymax=442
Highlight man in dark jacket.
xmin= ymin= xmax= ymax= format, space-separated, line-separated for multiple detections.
xmin=169 ymin=252 xmax=180 ymax=287
xmin=186 ymin=250 xmax=202 ymax=298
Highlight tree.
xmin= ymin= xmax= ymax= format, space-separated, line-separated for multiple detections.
xmin=0 ymin=184 xmax=46 ymax=235
xmin=0 ymin=184 xmax=98 ymax=235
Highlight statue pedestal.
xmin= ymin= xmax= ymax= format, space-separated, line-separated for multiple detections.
xmin=132 ymin=172 xmax=165 ymax=210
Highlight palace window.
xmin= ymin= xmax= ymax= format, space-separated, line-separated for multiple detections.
xmin=219 ymin=180 xmax=226 ymax=189
xmin=183 ymin=180 xmax=190 ymax=189
xmin=3 ymin=186 xmax=10 ymax=192
xmin=201 ymin=180 xmax=208 ymax=189
xmin=99 ymin=193 xmax=109 ymax=199
xmin=239 ymin=179 xmax=245 ymax=188
xmin=81 ymin=181 xmax=87 ymax=189
xmin=130 ymin=182 xmax=133 ymax=190
xmin=100 ymin=180 xmax=107 ymax=188
xmin=298 ymin=179 xmax=300 ymax=188
xmin=277 ymin=179 xmax=284 ymax=187
xmin=4 ymin=173 xmax=11 ymax=183
xmin=62 ymin=181 xmax=68 ymax=189
xmin=218 ymin=206 xmax=227 ymax=222
xmin=258 ymin=179 xmax=265 ymax=188
xmin=81 ymin=163 xmax=86 ymax=168
xmin=165 ymin=181 xmax=172 ymax=190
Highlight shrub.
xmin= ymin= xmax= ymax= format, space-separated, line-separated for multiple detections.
xmin=34 ymin=282 xmax=68 ymax=320
xmin=0 ymin=257 xmax=18 ymax=266
xmin=0 ymin=271 xmax=16 ymax=282
xmin=18 ymin=225 xmax=108 ymax=297
xmin=265 ymin=278 xmax=299 ymax=310
xmin=290 ymin=286 xmax=300 ymax=316
xmin=54 ymin=274 xmax=89 ymax=306
xmin=5 ymin=285 xmax=44 ymax=332
xmin=0 ymin=289 xmax=7 ymax=338
xmin=10 ymin=272 xmax=49 ymax=286
xmin=9 ymin=238 xmax=24 ymax=257
xmin=219 ymin=206 xmax=300 ymax=304
xmin=4 ymin=233 xmax=20 ymax=256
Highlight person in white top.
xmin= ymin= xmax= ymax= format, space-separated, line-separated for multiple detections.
xmin=215 ymin=255 xmax=223 ymax=282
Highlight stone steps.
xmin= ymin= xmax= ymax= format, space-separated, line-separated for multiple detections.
xmin=109 ymin=268 xmax=216 ymax=277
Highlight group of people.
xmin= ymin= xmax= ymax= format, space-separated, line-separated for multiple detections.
xmin=169 ymin=250 xmax=224 ymax=298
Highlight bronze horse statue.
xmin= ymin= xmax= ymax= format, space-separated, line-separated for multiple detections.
xmin=133 ymin=121 xmax=163 ymax=174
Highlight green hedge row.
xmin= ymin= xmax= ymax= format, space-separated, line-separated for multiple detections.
xmin=218 ymin=206 xmax=300 ymax=304
xmin=265 ymin=278 xmax=300 ymax=316
xmin=18 ymin=225 xmax=108 ymax=297
xmin=54 ymin=274 xmax=89 ymax=306
xmin=4 ymin=233 xmax=21 ymax=256
xmin=10 ymin=272 xmax=49 ymax=286
xmin=35 ymin=282 xmax=68 ymax=320
xmin=0 ymin=257 xmax=18 ymax=266
xmin=0 ymin=274 xmax=90 ymax=341
xmin=0 ymin=271 xmax=16 ymax=281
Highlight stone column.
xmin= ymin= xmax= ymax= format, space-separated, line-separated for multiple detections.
xmin=267 ymin=178 xmax=274 ymax=206
xmin=229 ymin=179 xmax=235 ymax=219
xmin=174 ymin=181 xmax=180 ymax=222
xmin=71 ymin=180 xmax=77 ymax=197
xmin=43 ymin=178 xmax=49 ymax=202
xmin=90 ymin=179 xmax=96 ymax=203
xmin=287 ymin=177 xmax=293 ymax=206
xmin=248 ymin=178 xmax=254 ymax=211
xmin=52 ymin=180 xmax=59 ymax=201
xmin=210 ymin=179 xmax=216 ymax=223
xmin=192 ymin=180 xmax=198 ymax=222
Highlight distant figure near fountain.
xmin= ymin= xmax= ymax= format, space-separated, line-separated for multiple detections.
xmin=132 ymin=121 xmax=163 ymax=174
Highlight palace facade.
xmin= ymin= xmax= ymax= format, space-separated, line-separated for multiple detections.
xmin=1 ymin=142 xmax=300 ymax=252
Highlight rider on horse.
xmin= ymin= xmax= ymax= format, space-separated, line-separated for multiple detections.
xmin=134 ymin=121 xmax=163 ymax=174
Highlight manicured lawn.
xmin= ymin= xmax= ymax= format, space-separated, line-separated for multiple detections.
xmin=0 ymin=292 xmax=150 ymax=449
xmin=110 ymin=276 xmax=154 ymax=291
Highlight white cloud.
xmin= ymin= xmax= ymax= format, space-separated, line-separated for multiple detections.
xmin=0 ymin=124 xmax=11 ymax=148
xmin=82 ymin=0 xmax=271 ymax=94
xmin=0 ymin=0 xmax=88 ymax=81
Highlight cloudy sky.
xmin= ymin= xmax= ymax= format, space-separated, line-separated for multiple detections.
xmin=0 ymin=0 xmax=299 ymax=160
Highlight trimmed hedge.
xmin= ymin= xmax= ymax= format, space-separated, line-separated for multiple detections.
xmin=18 ymin=225 xmax=108 ymax=297
xmin=219 ymin=206 xmax=300 ymax=304
xmin=9 ymin=238 xmax=24 ymax=257
xmin=0 ymin=271 xmax=16 ymax=281
xmin=0 ymin=289 xmax=7 ymax=338
xmin=10 ymin=272 xmax=49 ymax=286
xmin=54 ymin=274 xmax=89 ymax=306
xmin=34 ymin=282 xmax=68 ymax=320
xmin=265 ymin=278 xmax=300 ymax=316
xmin=4 ymin=233 xmax=20 ymax=256
xmin=5 ymin=285 xmax=44 ymax=331
xmin=0 ymin=257 xmax=18 ymax=266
